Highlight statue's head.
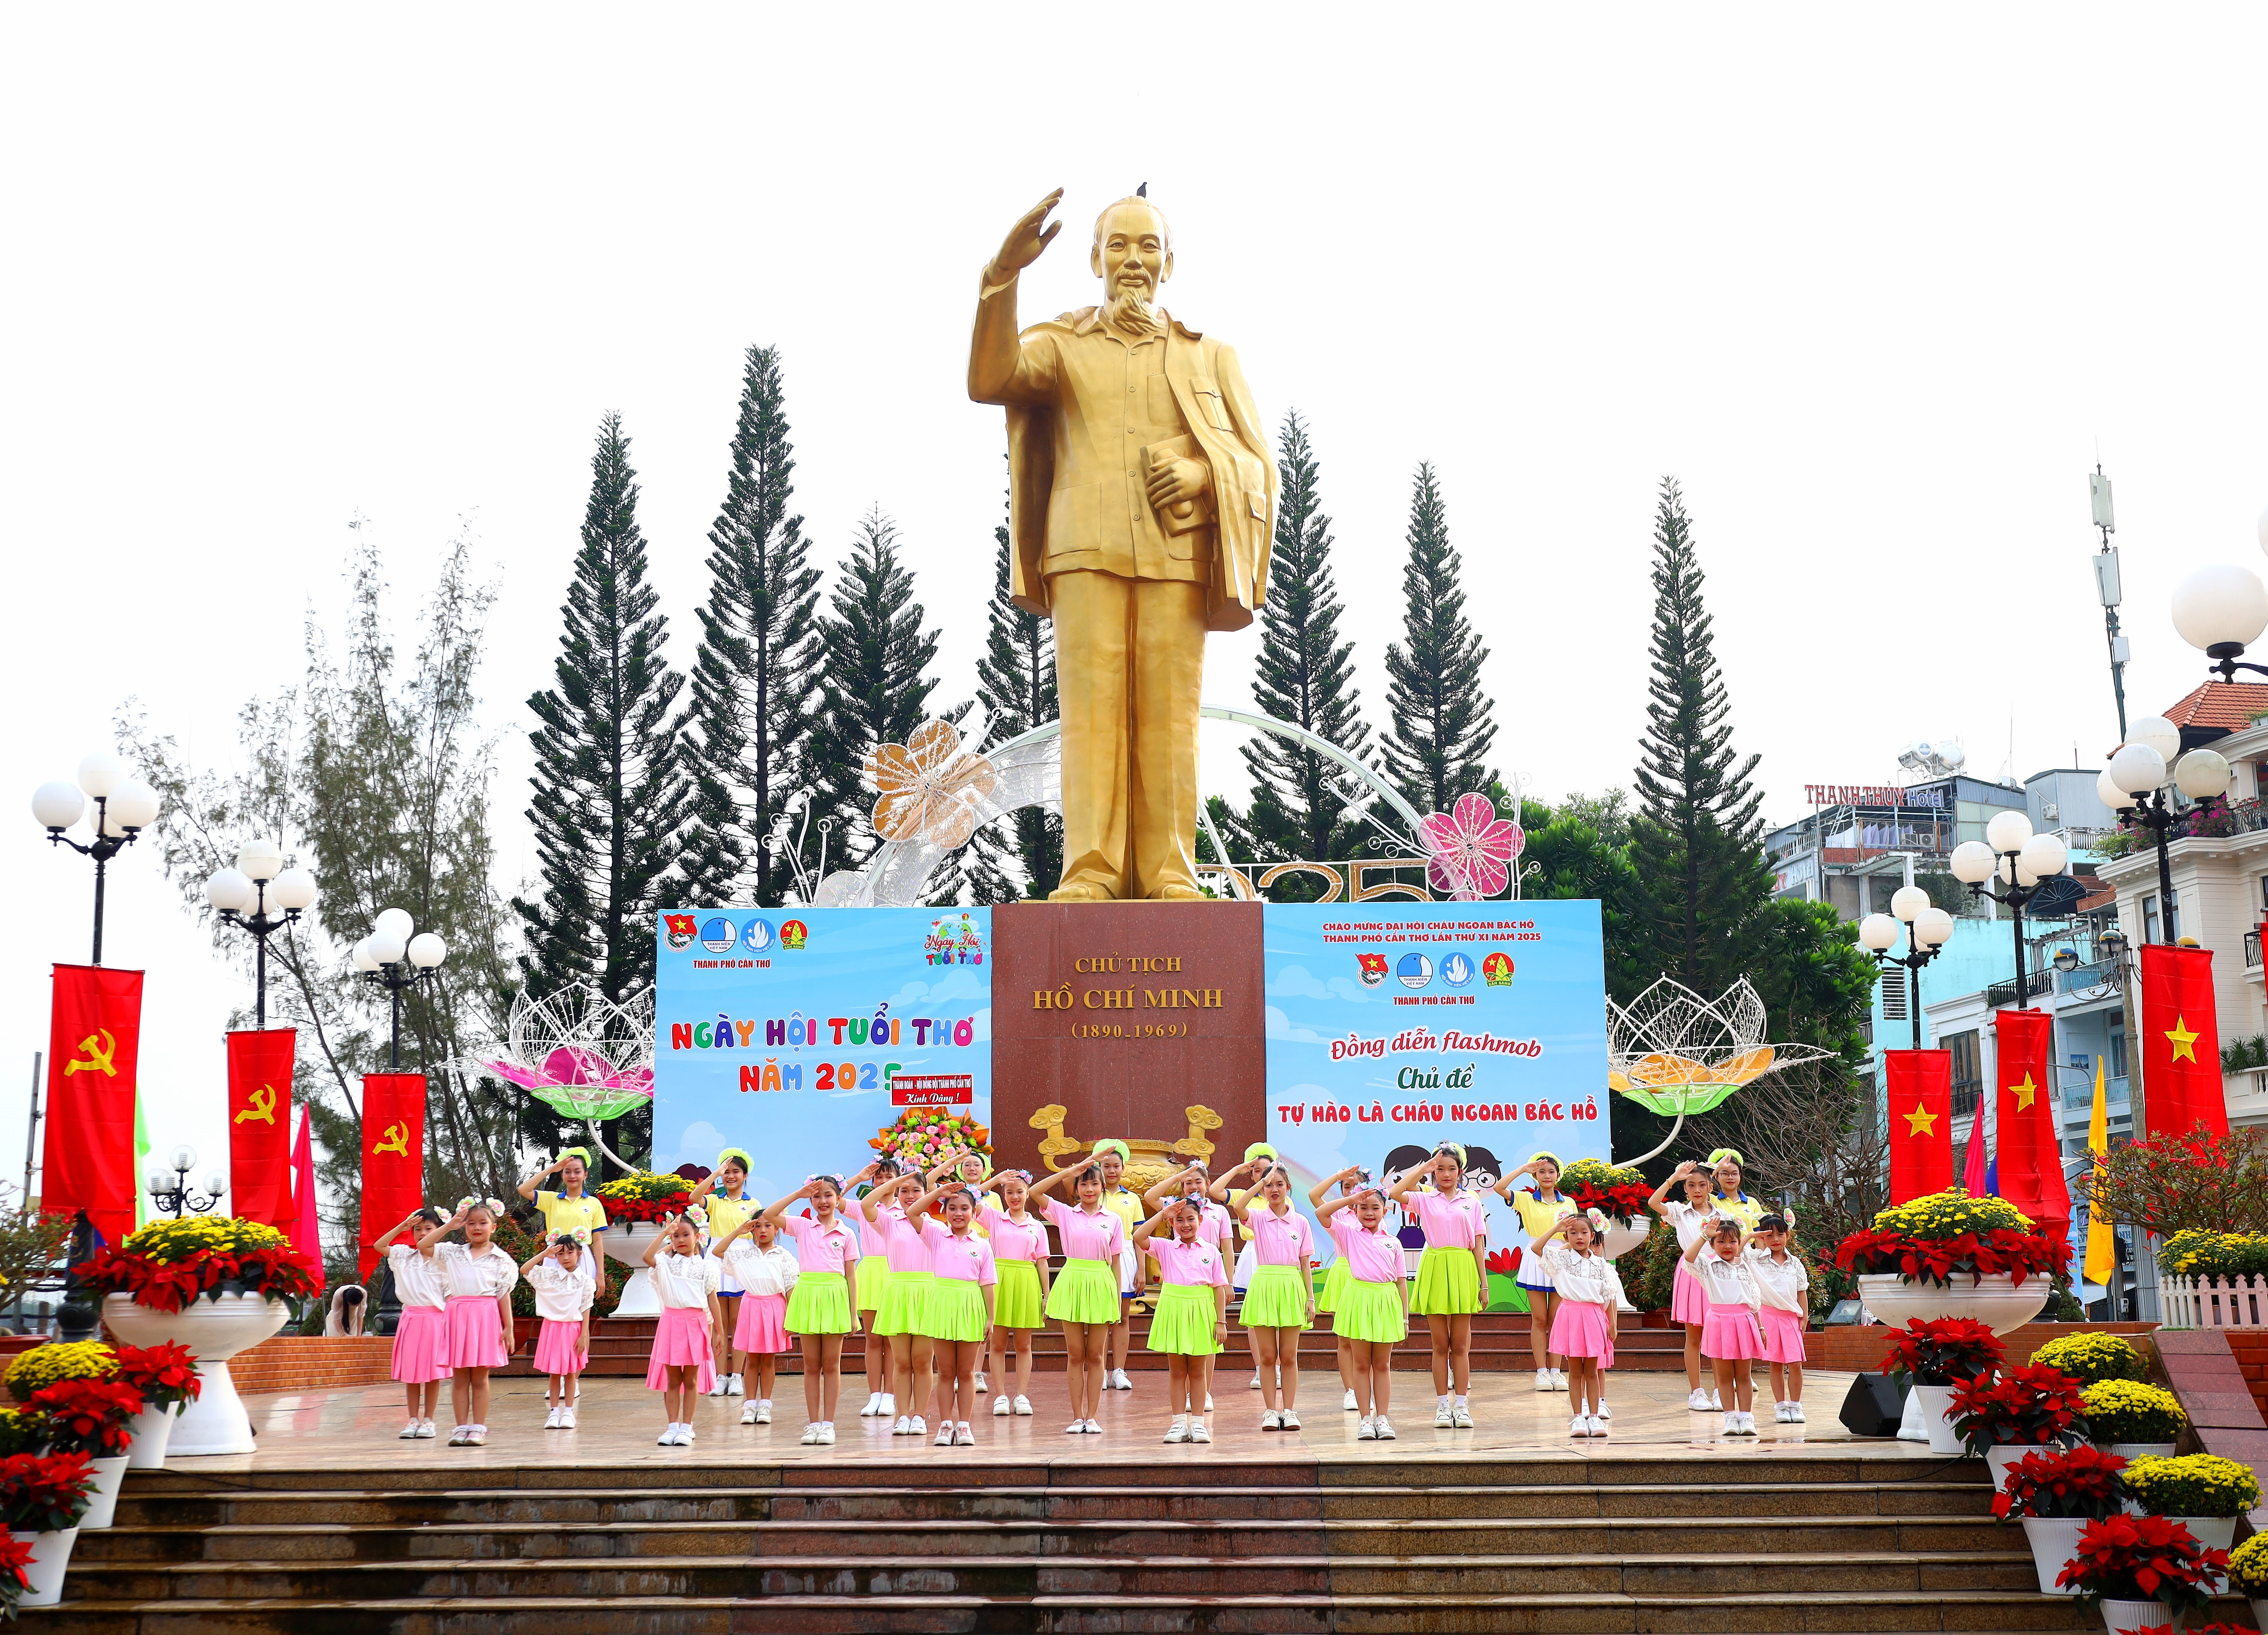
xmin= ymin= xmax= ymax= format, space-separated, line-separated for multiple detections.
xmin=1091 ymin=197 xmax=1172 ymax=313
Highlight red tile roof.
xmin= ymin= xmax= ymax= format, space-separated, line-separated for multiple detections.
xmin=2160 ymin=681 xmax=2268 ymax=733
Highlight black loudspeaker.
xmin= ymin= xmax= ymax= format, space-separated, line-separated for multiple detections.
xmin=1839 ymin=1372 xmax=1910 ymax=1438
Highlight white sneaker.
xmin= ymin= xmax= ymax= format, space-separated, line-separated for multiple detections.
xmin=1587 ymin=1416 xmax=1607 ymax=1436
xmin=1790 ymin=1403 xmax=1806 ymax=1423
xmin=1687 ymin=1388 xmax=1713 ymax=1411
xmin=1550 ymin=1370 xmax=1569 ymax=1392
xmin=544 ymin=1407 xmax=562 ymax=1430
xmin=727 ymin=1374 xmax=745 ymax=1397
xmin=1434 ymin=1399 xmax=1454 ymax=1428
xmin=1110 ymin=1369 xmax=1133 ymax=1391
xmin=1262 ymin=1409 xmax=1282 ymax=1432
xmin=1356 ymin=1416 xmax=1377 ymax=1440
xmin=1571 ymin=1414 xmax=1591 ymax=1437
xmin=974 ymin=1372 xmax=987 ymax=1393
xmin=1452 ymin=1402 xmax=1472 ymax=1429
xmin=994 ymin=1394 xmax=1011 ymax=1416
xmin=893 ymin=1416 xmax=912 ymax=1436
xmin=909 ymin=1416 xmax=927 ymax=1437
xmin=1014 ymin=1396 xmax=1032 ymax=1416
xmin=1189 ymin=1421 xmax=1211 ymax=1443
xmin=1067 ymin=1420 xmax=1086 ymax=1434
xmin=955 ymin=1423 xmax=975 ymax=1446
xmin=558 ymin=1408 xmax=575 ymax=1430
xmin=878 ymin=1394 xmax=897 ymax=1419
xmin=682 ymin=1424 xmax=696 ymax=1445
xmin=1534 ymin=1369 xmax=1553 ymax=1392
xmin=800 ymin=1424 xmax=819 ymax=1445
xmin=1083 ymin=1418 xmax=1103 ymax=1434
xmin=709 ymin=1375 xmax=730 ymax=1397
xmin=1597 ymin=1402 xmax=1611 ymax=1420
xmin=1720 ymin=1412 xmax=1739 ymax=1436
xmin=741 ymin=1402 xmax=761 ymax=1425
xmin=934 ymin=1424 xmax=955 ymax=1446
xmin=860 ymin=1392 xmax=882 ymax=1417
xmin=1344 ymin=1388 xmax=1359 ymax=1412
xmin=414 ymin=1418 xmax=437 ymax=1438
xmin=1373 ymin=1416 xmax=1395 ymax=1440
xmin=1203 ymin=1393 xmax=1213 ymax=1410
xmin=1710 ymin=1389 xmax=1723 ymax=1410
xmin=1250 ymin=1372 xmax=1264 ymax=1391
xmin=816 ymin=1423 xmax=835 ymax=1444
xmin=1280 ymin=1409 xmax=1302 ymax=1430
xmin=658 ymin=1424 xmax=678 ymax=1445
xmin=1164 ymin=1416 xmax=1189 ymax=1444
xmin=755 ymin=1402 xmax=770 ymax=1424
xmin=401 ymin=1420 xmax=423 ymax=1438
xmin=1774 ymin=1401 xmax=1792 ymax=1423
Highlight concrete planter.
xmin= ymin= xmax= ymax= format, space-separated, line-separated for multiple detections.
xmin=100 ymin=1292 xmax=289 ymax=1457
xmin=602 ymin=1224 xmax=664 ymax=1317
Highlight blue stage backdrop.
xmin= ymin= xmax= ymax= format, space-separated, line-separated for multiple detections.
xmin=1261 ymin=902 xmax=1610 ymax=1286
xmin=652 ymin=908 xmax=994 ymax=1208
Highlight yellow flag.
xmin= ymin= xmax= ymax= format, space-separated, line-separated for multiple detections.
xmin=2083 ymin=1055 xmax=2115 ymax=1286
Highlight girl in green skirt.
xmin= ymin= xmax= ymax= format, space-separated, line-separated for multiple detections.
xmin=1133 ymin=1196 xmax=1231 ymax=1444
xmin=764 ymin=1175 xmax=865 ymax=1446
xmin=1317 ymin=1183 xmax=1409 ymax=1440
xmin=850 ymin=1160 xmax=898 ymax=1420
xmin=908 ymin=1183 xmax=998 ymax=1447
xmin=1387 ymin=1142 xmax=1490 ymax=1429
xmin=1230 ymin=1162 xmax=1315 ymax=1432
xmin=862 ymin=1152 xmax=968 ymax=1438
xmin=978 ymin=1170 xmax=1051 ymax=1417
xmin=1309 ymin=1166 xmax=1367 ymax=1413
xmin=1029 ymin=1154 xmax=1124 ymax=1434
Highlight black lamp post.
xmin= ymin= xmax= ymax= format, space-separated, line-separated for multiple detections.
xmin=32 ymin=755 xmax=162 ymax=965
xmin=1949 ymin=812 xmax=2071 ymax=1009
xmin=204 ymin=842 xmax=319 ymax=1028
xmin=353 ymin=909 xmax=448 ymax=1068
xmin=2100 ymin=719 xmax=2231 ymax=944
xmin=145 ymin=1145 xmax=227 ymax=1219
xmin=1858 ymin=887 xmax=1956 ymax=1049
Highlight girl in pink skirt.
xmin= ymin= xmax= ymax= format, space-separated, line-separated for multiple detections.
xmin=1533 ymin=1208 xmax=1625 ymax=1437
xmin=1683 ymin=1213 xmax=1765 ymax=1438
xmin=376 ymin=1207 xmax=448 ymax=1438
xmin=1647 ymin=1159 xmax=1724 ymax=1411
xmin=712 ymin=1210 xmax=798 ymax=1425
xmin=519 ymin=1230 xmax=596 ymax=1428
xmin=420 ymin=1197 xmax=519 ymax=1447
xmin=1746 ymin=1213 xmax=1810 ymax=1422
xmin=644 ymin=1208 xmax=723 ymax=1446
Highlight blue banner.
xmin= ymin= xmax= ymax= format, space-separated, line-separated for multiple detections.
xmin=652 ymin=907 xmax=994 ymax=1205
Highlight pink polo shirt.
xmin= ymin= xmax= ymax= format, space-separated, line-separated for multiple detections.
xmin=854 ymin=1195 xmax=891 ymax=1263
xmin=1153 ymin=1235 xmax=1230 ymax=1288
xmin=781 ymin=1211 xmax=861 ymax=1275
xmin=920 ymin=1220 xmax=997 ymax=1286
xmin=1328 ymin=1214 xmax=1405 ymax=1283
xmin=1247 ymin=1205 xmax=1315 ymax=1267
xmin=1412 ymin=1187 xmax=1485 ymax=1249
xmin=1042 ymin=1197 xmax=1124 ymax=1263
xmin=979 ymin=1204 xmax=1049 ymax=1265
xmin=1186 ymin=1196 xmax=1235 ymax=1254
xmin=878 ymin=1204 xmax=932 ymax=1275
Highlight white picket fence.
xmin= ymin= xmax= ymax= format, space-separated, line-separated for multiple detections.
xmin=2159 ymin=1273 xmax=2268 ymax=1329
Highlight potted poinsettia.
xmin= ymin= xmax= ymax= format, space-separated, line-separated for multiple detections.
xmin=112 ymin=1342 xmax=201 ymax=1470
xmin=1884 ymin=1317 xmax=2005 ymax=1454
xmin=2056 ymin=1513 xmax=2226 ymax=1634
xmin=25 ymin=1378 xmax=143 ymax=1530
xmin=1559 ymin=1159 xmax=1654 ymax=1258
xmin=2081 ymin=1380 xmax=2187 ymax=1459
xmin=0 ymin=1449 xmax=96 ymax=1608
xmin=2118 ymin=1454 xmax=2259 ymax=1573
xmin=1836 ymin=1188 xmax=2065 ymax=1335
xmin=77 ymin=1216 xmax=316 ymax=1458
xmin=1950 ymin=1363 xmax=2088 ymax=1480
xmin=1993 ymin=1444 xmax=2129 ymax=1596
xmin=593 ymin=1175 xmax=690 ymax=1316
xmin=0 ymin=1531 xmax=38 ymax=1623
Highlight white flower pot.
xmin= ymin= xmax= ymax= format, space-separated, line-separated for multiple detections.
xmin=2098 ymin=1597 xmax=2174 ymax=1635
xmin=2019 ymin=1516 xmax=2086 ymax=1595
xmin=101 ymin=1292 xmax=289 ymax=1457
xmin=77 ymin=1454 xmax=130 ymax=1530
xmin=2167 ymin=1515 xmax=2235 ymax=1591
xmin=1912 ymin=1382 xmax=1966 ymax=1454
xmin=125 ymin=1401 xmax=178 ymax=1470
xmin=2105 ymin=1441 xmax=2180 ymax=1460
xmin=1856 ymin=1271 xmax=2047 ymax=1337
xmin=9 ymin=1527 xmax=77 ymax=1607
xmin=1598 ymin=1221 xmax=1649 ymax=1260
xmin=2250 ymin=1597 xmax=2268 ymax=1630
xmin=1985 ymin=1444 xmax=2030 ymax=1486
xmin=602 ymin=1224 xmax=663 ymax=1317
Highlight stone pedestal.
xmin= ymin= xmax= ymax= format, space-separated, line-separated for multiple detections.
xmin=990 ymin=902 xmax=1267 ymax=1177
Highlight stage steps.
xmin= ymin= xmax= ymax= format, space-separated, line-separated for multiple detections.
xmin=38 ymin=1453 xmax=2254 ymax=1632
xmin=500 ymin=1311 xmax=1696 ymax=1376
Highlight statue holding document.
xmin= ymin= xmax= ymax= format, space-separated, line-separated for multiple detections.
xmin=968 ymin=189 xmax=1276 ymax=902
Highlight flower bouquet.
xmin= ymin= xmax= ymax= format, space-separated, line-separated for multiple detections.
xmin=0 ymin=1450 xmax=96 ymax=1607
xmin=2082 ymin=1380 xmax=2187 ymax=1456
xmin=2120 ymin=1454 xmax=2258 ymax=1572
xmin=2055 ymin=1513 xmax=2226 ymax=1629
xmin=870 ymin=1105 xmax=989 ymax=1171
xmin=594 ymin=1173 xmax=693 ymax=1225
xmin=2031 ymin=1332 xmax=2147 ymax=1387
xmin=76 ymin=1217 xmax=319 ymax=1313
xmin=1950 ymin=1363 xmax=2087 ymax=1461
xmin=1835 ymin=1189 xmax=2068 ymax=1289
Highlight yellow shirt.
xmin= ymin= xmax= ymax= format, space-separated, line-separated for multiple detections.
xmin=1710 ymin=1192 xmax=1766 ymax=1235
xmin=1510 ymin=1190 xmax=1575 ymax=1244
xmin=705 ymin=1193 xmax=755 ymax=1241
xmin=1101 ymin=1186 xmax=1143 ymax=1249
xmin=536 ymin=1191 xmax=608 ymax=1240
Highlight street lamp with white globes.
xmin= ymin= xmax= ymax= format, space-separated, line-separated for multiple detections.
xmin=2169 ymin=507 xmax=2268 ymax=683
xmin=1857 ymin=885 xmax=1957 ymax=1050
xmin=30 ymin=753 xmax=163 ymax=964
xmin=2099 ymin=713 xmax=2230 ymax=942
xmin=1948 ymin=809 xmax=2071 ymax=1010
xmin=355 ymin=908 xmax=447 ymax=1069
xmin=145 ymin=1144 xmax=227 ymax=1220
xmin=205 ymin=842 xmax=319 ymax=1028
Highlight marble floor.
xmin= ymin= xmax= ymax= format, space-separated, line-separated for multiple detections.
xmin=218 ymin=1366 xmax=1948 ymax=1475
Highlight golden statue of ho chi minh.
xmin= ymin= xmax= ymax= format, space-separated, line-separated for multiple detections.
xmin=969 ymin=189 xmax=1276 ymax=902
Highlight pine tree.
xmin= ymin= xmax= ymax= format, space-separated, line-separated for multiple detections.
xmin=512 ymin=414 xmax=691 ymax=1014
xmin=1382 ymin=463 xmax=1497 ymax=817
xmin=809 ymin=509 xmax=947 ymax=876
xmin=968 ymin=510 xmax=1062 ymax=904
xmin=679 ymin=345 xmax=825 ymax=907
xmin=1627 ymin=477 xmax=1776 ymax=994
xmin=1243 ymin=413 xmax=1374 ymax=894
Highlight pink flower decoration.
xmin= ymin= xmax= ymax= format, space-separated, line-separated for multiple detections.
xmin=1419 ymin=793 xmax=1524 ymax=900
xmin=482 ymin=1047 xmax=653 ymax=1099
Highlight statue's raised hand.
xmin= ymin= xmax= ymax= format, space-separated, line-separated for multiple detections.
xmin=991 ymin=189 xmax=1064 ymax=281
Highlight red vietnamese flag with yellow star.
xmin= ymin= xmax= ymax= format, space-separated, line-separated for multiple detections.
xmin=1885 ymin=1049 xmax=1953 ymax=1203
xmin=2140 ymin=943 xmax=2229 ymax=1139
xmin=1993 ymin=1007 xmax=2068 ymax=1235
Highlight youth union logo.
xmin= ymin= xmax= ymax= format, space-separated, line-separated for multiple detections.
xmin=1396 ymin=953 xmax=1433 ymax=990
xmin=663 ymin=914 xmax=697 ymax=952
xmin=700 ymin=917 xmax=738 ymax=955
xmin=742 ymin=917 xmax=774 ymax=952
xmin=1441 ymin=950 xmax=1476 ymax=989
xmin=1355 ymin=953 xmax=1388 ymax=987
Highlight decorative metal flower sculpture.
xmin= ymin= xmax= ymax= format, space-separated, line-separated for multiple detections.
xmin=1607 ymin=976 xmax=1838 ymax=1119
xmin=867 ymin=719 xmax=999 ymax=850
xmin=1419 ymin=793 xmax=1525 ymax=900
xmin=483 ymin=982 xmax=655 ymax=1125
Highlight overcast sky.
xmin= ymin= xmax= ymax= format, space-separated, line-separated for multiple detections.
xmin=5 ymin=6 xmax=2265 ymax=1199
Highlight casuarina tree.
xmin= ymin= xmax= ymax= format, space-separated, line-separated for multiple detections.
xmin=967 ymin=507 xmax=1062 ymax=903
xmin=1382 ymin=462 xmax=1497 ymax=818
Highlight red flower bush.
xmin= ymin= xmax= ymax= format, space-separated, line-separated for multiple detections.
xmin=2056 ymin=1513 xmax=2226 ymax=1612
xmin=113 ymin=1342 xmax=202 ymax=1412
xmin=597 ymin=1193 xmax=689 ymax=1225
xmin=78 ymin=1241 xmax=320 ymax=1314
xmin=0 ymin=1530 xmax=34 ymax=1593
xmin=27 ymin=1378 xmax=144 ymax=1456
xmin=0 ymin=1451 xmax=95 ymax=1533
xmin=1834 ymin=1224 xmax=2069 ymax=1288
xmin=1569 ymin=1181 xmax=1654 ymax=1224
xmin=1993 ymin=1445 xmax=2128 ymax=1521
xmin=1950 ymin=1363 xmax=2087 ymax=1457
xmin=1883 ymin=1317 xmax=2005 ymax=1386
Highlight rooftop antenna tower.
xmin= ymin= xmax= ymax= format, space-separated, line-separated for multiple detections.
xmin=2091 ymin=463 xmax=2129 ymax=738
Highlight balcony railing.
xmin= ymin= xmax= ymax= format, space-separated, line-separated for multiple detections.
xmin=1987 ymin=970 xmax=2055 ymax=1009
xmin=2248 ymin=930 xmax=2262 ymax=971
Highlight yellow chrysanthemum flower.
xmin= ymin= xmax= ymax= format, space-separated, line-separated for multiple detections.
xmin=4 ymin=1340 xmax=119 ymax=1402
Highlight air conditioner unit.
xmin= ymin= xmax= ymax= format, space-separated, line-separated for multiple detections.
xmin=2042 ymin=803 xmax=2060 ymax=822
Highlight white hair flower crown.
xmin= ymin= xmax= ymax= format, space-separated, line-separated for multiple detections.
xmin=1583 ymin=1207 xmax=1610 ymax=1233
xmin=680 ymin=1202 xmax=709 ymax=1230
xmin=555 ymin=1227 xmax=591 ymax=1248
xmin=457 ymin=1196 xmax=505 ymax=1215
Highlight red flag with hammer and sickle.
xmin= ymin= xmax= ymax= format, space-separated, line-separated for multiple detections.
xmin=358 ymin=1073 xmax=426 ymax=1279
xmin=227 ymin=1029 xmax=297 ymax=1228
xmin=42 ymin=965 xmax=143 ymax=1247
